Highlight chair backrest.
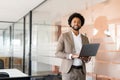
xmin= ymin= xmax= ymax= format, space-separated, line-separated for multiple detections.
xmin=0 ymin=72 xmax=9 ymax=78
xmin=0 ymin=59 xmax=4 ymax=69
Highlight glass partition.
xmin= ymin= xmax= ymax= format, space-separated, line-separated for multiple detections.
xmin=0 ymin=23 xmax=13 ymax=69
xmin=24 ymin=14 xmax=30 ymax=74
xmin=32 ymin=8 xmax=59 ymax=75
xmin=2 ymin=27 xmax=10 ymax=57
xmin=31 ymin=0 xmax=120 ymax=79
xmin=11 ymin=13 xmax=31 ymax=74
xmin=12 ymin=19 xmax=24 ymax=71
xmin=31 ymin=23 xmax=58 ymax=75
xmin=0 ymin=25 xmax=10 ymax=69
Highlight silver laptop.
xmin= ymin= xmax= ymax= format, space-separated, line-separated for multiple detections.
xmin=79 ymin=43 xmax=100 ymax=57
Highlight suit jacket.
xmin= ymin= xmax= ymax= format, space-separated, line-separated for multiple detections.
xmin=55 ymin=31 xmax=89 ymax=74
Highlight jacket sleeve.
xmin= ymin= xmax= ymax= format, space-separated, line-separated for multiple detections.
xmin=55 ymin=34 xmax=70 ymax=59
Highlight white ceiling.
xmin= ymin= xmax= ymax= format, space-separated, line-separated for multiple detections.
xmin=0 ymin=0 xmax=45 ymax=22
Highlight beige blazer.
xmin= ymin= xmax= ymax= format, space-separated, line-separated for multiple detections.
xmin=55 ymin=31 xmax=89 ymax=74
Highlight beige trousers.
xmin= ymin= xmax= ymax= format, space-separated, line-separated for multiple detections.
xmin=62 ymin=68 xmax=86 ymax=80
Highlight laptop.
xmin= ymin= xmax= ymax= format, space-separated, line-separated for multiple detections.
xmin=79 ymin=43 xmax=100 ymax=57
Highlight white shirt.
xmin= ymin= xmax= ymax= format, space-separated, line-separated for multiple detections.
xmin=70 ymin=31 xmax=83 ymax=66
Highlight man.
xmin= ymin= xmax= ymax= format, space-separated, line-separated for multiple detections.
xmin=55 ymin=12 xmax=91 ymax=80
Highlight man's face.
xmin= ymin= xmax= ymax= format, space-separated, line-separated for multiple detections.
xmin=71 ymin=17 xmax=82 ymax=31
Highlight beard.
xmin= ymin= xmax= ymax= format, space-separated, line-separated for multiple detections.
xmin=71 ymin=26 xmax=80 ymax=31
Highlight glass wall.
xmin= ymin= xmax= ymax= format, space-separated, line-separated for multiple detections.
xmin=31 ymin=23 xmax=58 ymax=75
xmin=11 ymin=13 xmax=31 ymax=74
xmin=2 ymin=27 xmax=10 ymax=57
xmin=0 ymin=23 xmax=11 ymax=69
xmin=79 ymin=0 xmax=120 ymax=79
xmin=12 ymin=19 xmax=24 ymax=71
xmin=31 ymin=0 xmax=120 ymax=79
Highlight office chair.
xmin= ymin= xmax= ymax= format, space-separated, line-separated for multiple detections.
xmin=0 ymin=72 xmax=9 ymax=78
xmin=0 ymin=59 xmax=4 ymax=69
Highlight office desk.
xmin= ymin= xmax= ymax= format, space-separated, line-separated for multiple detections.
xmin=0 ymin=69 xmax=28 ymax=77
xmin=0 ymin=69 xmax=30 ymax=80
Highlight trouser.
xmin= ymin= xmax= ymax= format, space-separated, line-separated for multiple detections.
xmin=62 ymin=66 xmax=86 ymax=80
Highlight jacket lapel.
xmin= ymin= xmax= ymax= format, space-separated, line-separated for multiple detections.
xmin=81 ymin=34 xmax=88 ymax=44
xmin=68 ymin=32 xmax=75 ymax=52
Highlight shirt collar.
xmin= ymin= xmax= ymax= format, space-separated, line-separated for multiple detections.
xmin=71 ymin=31 xmax=80 ymax=37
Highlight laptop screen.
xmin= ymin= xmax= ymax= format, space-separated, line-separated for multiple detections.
xmin=79 ymin=43 xmax=100 ymax=57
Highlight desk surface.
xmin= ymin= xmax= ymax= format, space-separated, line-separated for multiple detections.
xmin=0 ymin=69 xmax=28 ymax=77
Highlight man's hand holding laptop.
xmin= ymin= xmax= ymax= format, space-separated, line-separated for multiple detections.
xmin=71 ymin=54 xmax=91 ymax=63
